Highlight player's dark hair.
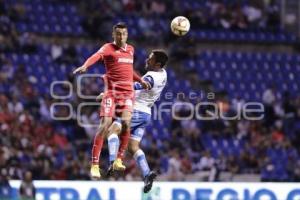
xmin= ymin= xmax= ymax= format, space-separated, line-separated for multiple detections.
xmin=113 ymin=22 xmax=127 ymax=31
xmin=152 ymin=49 xmax=168 ymax=68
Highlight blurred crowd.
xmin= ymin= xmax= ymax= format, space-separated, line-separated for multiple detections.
xmin=0 ymin=0 xmax=38 ymax=54
xmin=155 ymin=88 xmax=300 ymax=181
xmin=1 ymin=75 xmax=300 ymax=183
xmin=77 ymin=0 xmax=281 ymax=43
xmin=0 ymin=0 xmax=285 ymax=53
xmin=189 ymin=0 xmax=280 ymax=31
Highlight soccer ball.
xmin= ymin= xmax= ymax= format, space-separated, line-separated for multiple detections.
xmin=170 ymin=16 xmax=190 ymax=36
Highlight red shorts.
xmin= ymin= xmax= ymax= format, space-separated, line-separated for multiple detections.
xmin=99 ymin=90 xmax=134 ymax=117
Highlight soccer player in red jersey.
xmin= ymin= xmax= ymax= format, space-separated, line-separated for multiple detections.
xmin=73 ymin=23 xmax=149 ymax=179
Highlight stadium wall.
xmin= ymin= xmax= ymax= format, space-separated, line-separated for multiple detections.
xmin=9 ymin=180 xmax=300 ymax=200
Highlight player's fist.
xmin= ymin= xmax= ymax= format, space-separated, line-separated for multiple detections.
xmin=96 ymin=92 xmax=104 ymax=102
xmin=141 ymin=80 xmax=151 ymax=90
xmin=73 ymin=65 xmax=88 ymax=74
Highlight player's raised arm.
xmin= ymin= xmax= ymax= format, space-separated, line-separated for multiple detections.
xmin=96 ymin=92 xmax=104 ymax=102
xmin=73 ymin=52 xmax=102 ymax=74
xmin=73 ymin=45 xmax=107 ymax=74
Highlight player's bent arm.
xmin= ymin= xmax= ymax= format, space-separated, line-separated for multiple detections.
xmin=133 ymin=70 xmax=143 ymax=83
xmin=134 ymin=75 xmax=154 ymax=90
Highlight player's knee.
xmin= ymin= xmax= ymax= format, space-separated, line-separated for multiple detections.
xmin=128 ymin=140 xmax=139 ymax=155
xmin=109 ymin=122 xmax=122 ymax=135
xmin=97 ymin=118 xmax=112 ymax=134
xmin=121 ymin=120 xmax=131 ymax=131
xmin=128 ymin=145 xmax=136 ymax=155
xmin=98 ymin=122 xmax=110 ymax=131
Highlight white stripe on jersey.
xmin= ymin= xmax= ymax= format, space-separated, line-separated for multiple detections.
xmin=134 ymin=69 xmax=167 ymax=114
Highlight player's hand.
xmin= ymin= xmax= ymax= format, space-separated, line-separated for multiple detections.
xmin=96 ymin=92 xmax=104 ymax=102
xmin=141 ymin=80 xmax=151 ymax=90
xmin=73 ymin=65 xmax=88 ymax=74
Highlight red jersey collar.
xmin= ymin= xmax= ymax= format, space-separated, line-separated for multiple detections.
xmin=113 ymin=41 xmax=127 ymax=51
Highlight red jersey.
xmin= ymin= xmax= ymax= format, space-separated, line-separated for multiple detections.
xmin=97 ymin=42 xmax=134 ymax=92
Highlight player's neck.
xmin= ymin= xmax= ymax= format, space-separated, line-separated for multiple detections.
xmin=113 ymin=41 xmax=127 ymax=49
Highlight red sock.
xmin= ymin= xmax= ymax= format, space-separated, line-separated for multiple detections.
xmin=91 ymin=134 xmax=104 ymax=164
xmin=117 ymin=130 xmax=130 ymax=160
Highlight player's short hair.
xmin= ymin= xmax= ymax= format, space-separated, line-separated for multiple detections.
xmin=152 ymin=49 xmax=168 ymax=68
xmin=113 ymin=22 xmax=127 ymax=31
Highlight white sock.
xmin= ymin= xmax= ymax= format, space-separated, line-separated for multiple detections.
xmin=134 ymin=149 xmax=150 ymax=178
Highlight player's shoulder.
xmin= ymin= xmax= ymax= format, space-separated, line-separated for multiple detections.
xmin=163 ymin=68 xmax=167 ymax=76
xmin=147 ymin=69 xmax=167 ymax=77
xmin=98 ymin=43 xmax=113 ymax=52
xmin=102 ymin=43 xmax=114 ymax=49
xmin=145 ymin=70 xmax=167 ymax=83
xmin=127 ymin=44 xmax=135 ymax=51
xmin=160 ymin=68 xmax=167 ymax=78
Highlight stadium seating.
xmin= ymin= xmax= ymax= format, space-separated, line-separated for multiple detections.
xmin=187 ymin=51 xmax=300 ymax=101
xmin=4 ymin=0 xmax=295 ymax=43
xmin=3 ymin=47 xmax=300 ymax=181
xmin=1 ymin=0 xmax=300 ymax=182
xmin=186 ymin=50 xmax=300 ymax=181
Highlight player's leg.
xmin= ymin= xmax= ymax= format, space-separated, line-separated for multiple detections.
xmin=107 ymin=120 xmax=122 ymax=166
xmin=90 ymin=116 xmax=112 ymax=178
xmin=128 ymin=111 xmax=155 ymax=193
xmin=116 ymin=92 xmax=134 ymax=161
xmin=91 ymin=93 xmax=115 ymax=179
xmin=107 ymin=110 xmax=142 ymax=176
xmin=128 ymin=138 xmax=157 ymax=193
xmin=95 ymin=91 xmax=122 ymax=168
xmin=114 ymin=110 xmax=132 ymax=170
xmin=128 ymin=139 xmax=150 ymax=178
